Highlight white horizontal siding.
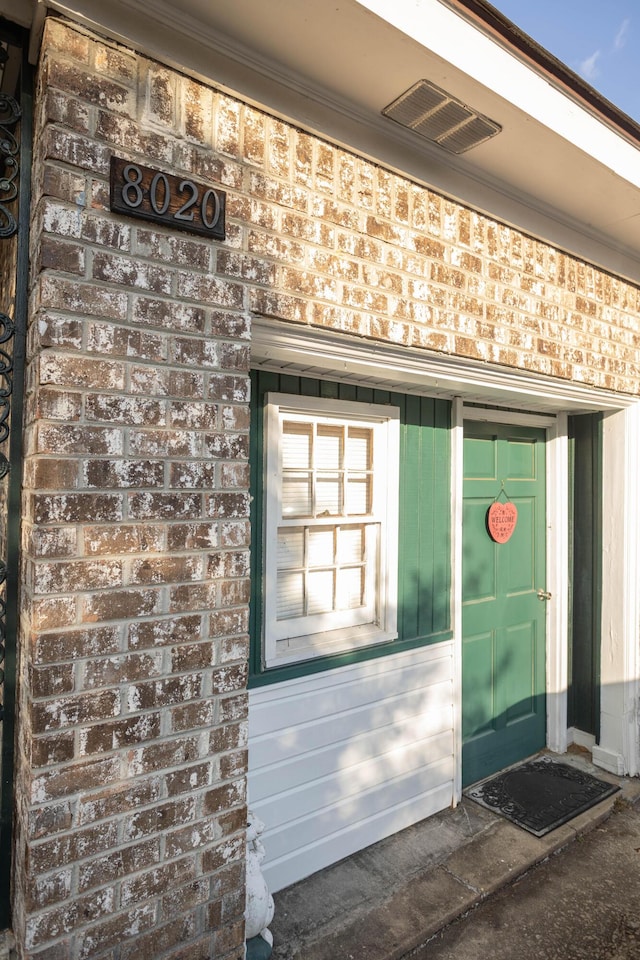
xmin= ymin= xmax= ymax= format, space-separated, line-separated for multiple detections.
xmin=248 ymin=641 xmax=455 ymax=892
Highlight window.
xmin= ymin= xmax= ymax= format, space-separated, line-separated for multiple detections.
xmin=263 ymin=394 xmax=400 ymax=667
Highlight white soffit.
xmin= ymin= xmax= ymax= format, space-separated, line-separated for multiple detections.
xmin=359 ymin=0 xmax=640 ymax=190
xmin=251 ymin=317 xmax=633 ymax=415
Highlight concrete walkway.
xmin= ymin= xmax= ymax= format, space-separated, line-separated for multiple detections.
xmin=269 ymin=752 xmax=640 ymax=960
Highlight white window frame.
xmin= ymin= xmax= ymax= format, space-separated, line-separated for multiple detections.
xmin=263 ymin=393 xmax=400 ymax=667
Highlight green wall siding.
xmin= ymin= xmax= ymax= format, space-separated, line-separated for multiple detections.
xmin=249 ymin=371 xmax=452 ymax=685
xmin=568 ymin=413 xmax=602 ymax=738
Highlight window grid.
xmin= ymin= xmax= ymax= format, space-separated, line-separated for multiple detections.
xmin=276 ymin=523 xmax=370 ymax=620
xmin=281 ymin=421 xmax=373 ymax=521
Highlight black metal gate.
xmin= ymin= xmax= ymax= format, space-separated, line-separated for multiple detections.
xmin=0 ymin=19 xmax=30 ymax=931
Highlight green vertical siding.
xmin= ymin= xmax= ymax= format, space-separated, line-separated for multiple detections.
xmin=568 ymin=413 xmax=602 ymax=738
xmin=249 ymin=371 xmax=452 ymax=684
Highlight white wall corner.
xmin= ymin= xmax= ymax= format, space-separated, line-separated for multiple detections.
xmin=599 ymin=403 xmax=640 ymax=778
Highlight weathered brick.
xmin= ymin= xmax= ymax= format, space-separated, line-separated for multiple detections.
xmin=126 ymin=675 xmax=203 ymax=714
xmin=31 ymin=757 xmax=121 ymax=804
xmin=48 ymin=60 xmax=133 ymax=113
xmin=128 ymin=491 xmax=202 ymax=520
xmin=170 ymin=643 xmax=213 ymax=673
xmin=127 ymin=614 xmax=202 ymax=650
xmin=24 ymin=867 xmax=73 ymax=911
xmin=28 ymin=802 xmax=74 ymax=841
xmin=78 ymin=714 xmax=162 ymax=755
xmin=168 ymin=582 xmax=217 ymax=613
xmin=123 ymin=797 xmax=197 ymax=842
xmin=35 ymin=626 xmax=121 ymax=665
xmin=164 ymin=763 xmax=211 ymax=797
xmin=31 ymin=664 xmax=75 ymax=699
xmin=32 ymin=558 xmax=123 ymax=595
xmin=83 ymin=458 xmax=165 ymax=488
xmin=36 ymin=424 xmax=123 ymax=456
xmin=31 ymin=493 xmax=123 ymax=524
xmin=209 ymin=723 xmax=248 ymax=754
xmin=202 ymin=780 xmax=245 ymax=817
xmin=170 ymin=700 xmax=216 ymax=733
xmin=25 ymin=458 xmax=80 ymax=491
xmin=87 ymin=322 xmax=167 ymax=362
xmin=176 ymin=272 xmax=243 ymax=309
xmin=129 ymin=554 xmax=203 ymax=585
xmin=44 ymin=126 xmax=112 ymax=174
xmin=31 ymin=732 xmax=75 ymax=767
xmin=85 ymin=393 xmax=165 ymax=426
xmin=32 ymin=690 xmax=121 ymax=733
xmin=33 ymin=386 xmax=83 ymax=422
xmin=79 ymin=839 xmax=161 ymax=893
xmin=121 ymin=856 xmax=198 ymax=908
xmin=168 ymin=399 xmax=218 ymax=429
xmin=82 ymin=587 xmax=162 ymax=623
xmin=31 ymin=597 xmax=77 ymax=631
xmin=132 ymin=296 xmax=206 ymax=332
xmin=94 ymin=110 xmax=174 ymax=164
xmin=118 ymin=914 xmax=198 ymax=960
xmin=167 ymin=522 xmax=219 ymax=551
xmin=77 ymin=780 xmax=162 ymax=826
xmin=93 ymin=251 xmax=173 ymax=294
xmin=84 ymin=523 xmax=166 ymax=556
xmin=38 ymin=236 xmax=85 ymax=274
xmin=75 ymin=905 xmax=157 ymax=960
xmin=40 ymin=352 xmax=125 ymax=390
xmin=29 ymin=822 xmax=120 ymax=874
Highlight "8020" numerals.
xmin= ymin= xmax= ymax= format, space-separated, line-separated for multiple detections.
xmin=110 ymin=157 xmax=226 ymax=240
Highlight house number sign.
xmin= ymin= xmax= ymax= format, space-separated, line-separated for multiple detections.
xmin=109 ymin=156 xmax=226 ymax=240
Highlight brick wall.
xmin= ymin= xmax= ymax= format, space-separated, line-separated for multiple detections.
xmin=12 ymin=11 xmax=640 ymax=960
xmin=16 ymin=17 xmax=250 ymax=960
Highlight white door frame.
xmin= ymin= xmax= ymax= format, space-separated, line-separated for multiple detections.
xmin=251 ymin=317 xmax=640 ymax=785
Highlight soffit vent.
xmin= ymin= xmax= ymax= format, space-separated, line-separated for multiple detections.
xmin=382 ymin=79 xmax=502 ymax=154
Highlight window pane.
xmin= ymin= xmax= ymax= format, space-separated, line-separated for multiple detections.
xmin=308 ymin=528 xmax=335 ymax=568
xmin=346 ymin=476 xmax=371 ymax=514
xmin=282 ymin=422 xmax=312 ymax=469
xmin=316 ymin=475 xmax=342 ymax=516
xmin=338 ymin=526 xmax=364 ymax=563
xmin=316 ymin=425 xmax=343 ymax=470
xmin=307 ymin=569 xmax=335 ymax=613
xmin=346 ymin=427 xmax=371 ymax=470
xmin=282 ymin=475 xmax=312 ymax=516
xmin=277 ymin=529 xmax=304 ymax=568
xmin=277 ymin=571 xmax=304 ymax=619
xmin=338 ymin=566 xmax=365 ymax=609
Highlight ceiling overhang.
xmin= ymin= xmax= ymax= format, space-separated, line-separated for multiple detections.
xmin=5 ymin=0 xmax=640 ymax=284
xmin=251 ymin=317 xmax=634 ymax=414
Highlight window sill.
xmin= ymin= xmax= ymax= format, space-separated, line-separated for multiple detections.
xmin=265 ymin=623 xmax=397 ymax=669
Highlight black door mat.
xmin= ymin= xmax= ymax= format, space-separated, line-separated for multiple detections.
xmin=466 ymin=756 xmax=620 ymax=837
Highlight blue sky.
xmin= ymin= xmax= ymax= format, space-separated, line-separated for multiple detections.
xmin=493 ymin=0 xmax=640 ymax=122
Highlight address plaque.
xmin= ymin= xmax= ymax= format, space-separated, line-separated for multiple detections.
xmin=109 ymin=156 xmax=226 ymax=240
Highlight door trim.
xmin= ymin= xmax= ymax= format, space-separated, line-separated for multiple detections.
xmin=453 ymin=404 xmax=569 ymax=801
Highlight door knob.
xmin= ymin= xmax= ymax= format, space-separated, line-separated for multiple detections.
xmin=537 ymin=588 xmax=552 ymax=601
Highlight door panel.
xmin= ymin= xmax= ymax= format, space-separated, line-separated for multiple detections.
xmin=462 ymin=421 xmax=547 ymax=786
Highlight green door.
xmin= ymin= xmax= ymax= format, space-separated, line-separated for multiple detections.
xmin=462 ymin=421 xmax=547 ymax=787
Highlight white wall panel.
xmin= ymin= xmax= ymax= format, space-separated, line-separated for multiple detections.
xmin=248 ymin=642 xmax=455 ymax=892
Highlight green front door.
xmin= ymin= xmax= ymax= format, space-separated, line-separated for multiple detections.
xmin=462 ymin=421 xmax=547 ymax=787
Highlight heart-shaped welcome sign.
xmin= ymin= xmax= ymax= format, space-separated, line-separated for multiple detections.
xmin=487 ymin=501 xmax=518 ymax=543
